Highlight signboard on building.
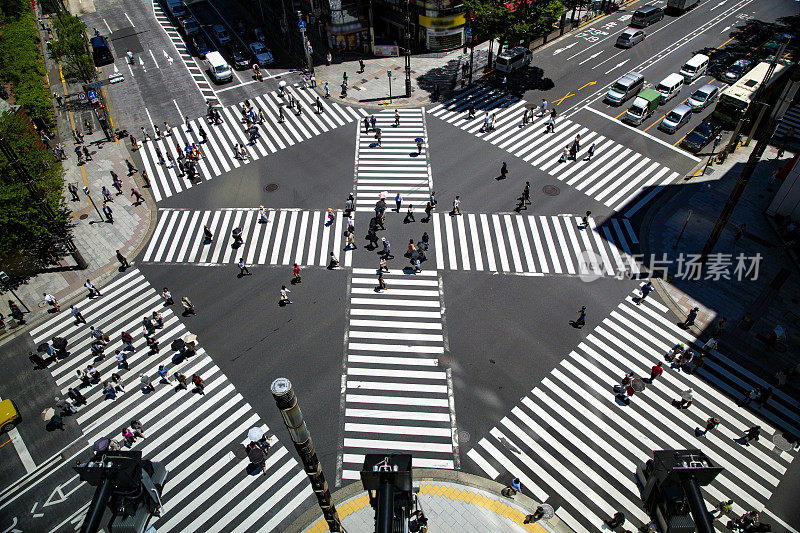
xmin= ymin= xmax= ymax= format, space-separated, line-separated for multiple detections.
xmin=373 ymin=44 xmax=400 ymax=57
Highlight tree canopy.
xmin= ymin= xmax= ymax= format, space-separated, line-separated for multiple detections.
xmin=464 ymin=0 xmax=564 ymax=52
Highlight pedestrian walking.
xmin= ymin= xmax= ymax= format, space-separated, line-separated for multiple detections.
xmin=379 ymin=257 xmax=389 ymax=272
xmin=115 ymin=349 xmax=129 ymax=369
xmin=683 ymin=307 xmax=699 ymax=328
xmin=68 ymin=182 xmax=80 ymax=201
xmin=678 ymin=388 xmax=693 ymax=408
xmin=395 ymin=192 xmax=402 ymax=212
xmin=130 ymin=187 xmax=144 ymax=204
xmin=203 ymin=224 xmax=214 ymax=242
xmin=329 ymin=251 xmax=340 ymax=269
xmin=346 ymin=231 xmax=356 ymax=250
xmin=524 ymin=506 xmax=546 ymax=524
xmin=375 ymin=128 xmax=382 ymax=147
xmin=121 ymin=330 xmax=134 ymax=351
xmin=713 ymin=500 xmax=733 ymax=518
xmin=405 ymin=204 xmax=415 ymax=223
xmin=539 ymin=99 xmax=548 ymax=116
xmin=377 ymin=270 xmax=387 ymax=291
xmin=500 ymin=161 xmax=508 ymax=179
xmin=559 ymin=146 xmax=568 ymax=163
xmin=292 ymin=263 xmax=302 ymax=283
xmin=452 ymin=195 xmax=462 ymax=215
xmin=394 ymin=110 xmax=400 ymax=127
xmin=381 ymin=237 xmax=393 ymax=259
xmin=699 ymin=416 xmax=720 ymax=436
xmin=102 ymin=204 xmax=113 ymax=223
xmin=161 ymin=287 xmax=174 ymax=305
xmin=712 ymin=316 xmax=726 ymax=337
xmin=198 ymin=125 xmax=207 ymax=143
xmin=237 ymin=258 xmax=251 ymax=276
xmin=140 ymin=373 xmax=156 ymax=392
xmin=586 ymin=143 xmax=595 ymax=161
xmin=741 ymin=387 xmax=760 ymax=406
xmin=741 ymin=425 xmax=761 ymax=445
xmin=44 ymin=293 xmax=61 ymax=311
xmin=547 ymin=115 xmax=555 ymax=133
xmin=131 ymin=419 xmax=146 ymax=439
xmin=116 ymin=249 xmax=129 ymax=269
xmin=83 ymin=146 xmax=92 ymax=161
xmin=649 ymin=361 xmax=663 ymax=382
xmin=522 ymin=181 xmax=531 ymax=206
xmin=581 ymin=210 xmax=591 ymax=228
xmin=574 ymin=306 xmax=586 ymax=328
xmin=141 ymin=170 xmax=150 ymax=187
xmin=370 ymin=115 xmax=377 ymax=132
xmin=324 ymin=82 xmax=330 ymax=98
xmin=280 ymin=285 xmax=293 ymax=304
xmin=316 ymin=97 xmax=323 ymax=113
xmin=101 ymin=186 xmax=113 ymax=203
xmin=71 ymin=304 xmax=87 ymax=324
xmin=604 ymin=512 xmax=625 ymax=529
xmin=84 ymin=279 xmax=101 ymax=298
xmin=638 ymin=281 xmax=653 ymax=304
xmin=757 ymin=387 xmax=773 ymax=408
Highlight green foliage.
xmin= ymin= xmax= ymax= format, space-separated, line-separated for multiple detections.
xmin=465 ymin=0 xmax=564 ymax=50
xmin=0 ymin=110 xmax=68 ymax=264
xmin=50 ymin=13 xmax=93 ymax=82
xmin=0 ymin=6 xmax=55 ymax=126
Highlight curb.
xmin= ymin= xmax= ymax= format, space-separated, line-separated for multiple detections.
xmin=285 ymin=468 xmax=573 ymax=533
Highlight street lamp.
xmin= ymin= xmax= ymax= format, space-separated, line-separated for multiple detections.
xmin=674 ymin=209 xmax=693 ymax=250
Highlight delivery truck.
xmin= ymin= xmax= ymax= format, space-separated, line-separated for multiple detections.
xmin=624 ymin=89 xmax=661 ymax=126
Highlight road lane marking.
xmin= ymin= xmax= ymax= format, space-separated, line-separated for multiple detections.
xmin=583 ymin=106 xmax=701 ymax=161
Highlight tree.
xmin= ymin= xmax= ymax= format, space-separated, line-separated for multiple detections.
xmin=0 ymin=110 xmax=70 ymax=268
xmin=49 ymin=13 xmax=94 ymax=82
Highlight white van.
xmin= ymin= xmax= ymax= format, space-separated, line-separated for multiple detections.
xmin=655 ymin=73 xmax=684 ymax=104
xmin=679 ymin=54 xmax=709 ymax=84
xmin=205 ymin=51 xmax=232 ymax=83
xmin=495 ymin=46 xmax=532 ymax=74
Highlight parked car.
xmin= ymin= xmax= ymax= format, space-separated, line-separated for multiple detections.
xmin=681 ymin=120 xmax=721 ymax=153
xmin=249 ymin=41 xmax=274 ymax=66
xmin=762 ymin=33 xmax=792 ymax=54
xmin=659 ymin=103 xmax=693 ymax=134
xmin=687 ymin=84 xmax=719 ymax=111
xmin=228 ymin=44 xmax=251 ymax=70
xmin=191 ymin=34 xmax=213 ymax=58
xmin=180 ymin=17 xmax=201 ymax=36
xmin=213 ymin=24 xmax=232 ymax=44
xmin=721 ymin=59 xmax=752 ymax=83
xmin=616 ymin=28 xmax=646 ymax=48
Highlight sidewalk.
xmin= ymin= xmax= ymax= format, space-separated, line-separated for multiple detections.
xmin=0 ymin=9 xmax=154 ymax=342
xmin=287 ymin=469 xmax=574 ymax=533
xmin=642 ymin=134 xmax=800 ymax=392
xmin=311 ymin=42 xmax=492 ymax=109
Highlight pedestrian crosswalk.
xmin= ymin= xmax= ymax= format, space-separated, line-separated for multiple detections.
xmin=28 ymin=269 xmax=313 ymax=532
xmin=428 ymin=86 xmax=681 ymax=217
xmin=354 ymin=108 xmax=431 ymax=213
xmin=466 ymin=287 xmax=798 ymax=533
xmin=136 ymin=87 xmax=367 ymax=202
xmin=431 ymin=212 xmax=641 ymax=276
xmin=141 ymin=208 xmax=353 ymax=267
xmin=340 ymin=268 xmax=457 ymax=481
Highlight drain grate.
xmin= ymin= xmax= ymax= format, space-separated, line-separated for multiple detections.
xmin=458 ymin=430 xmax=470 ymax=443
xmin=79 ymin=214 xmax=89 ymax=220
xmin=543 ymin=185 xmax=560 ymax=196
xmin=265 ymin=183 xmax=279 ymax=192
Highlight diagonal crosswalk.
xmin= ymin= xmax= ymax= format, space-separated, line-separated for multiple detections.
xmin=466 ymin=287 xmax=798 ymax=533
xmin=341 ymin=268 xmax=456 ymax=481
xmin=28 ymin=269 xmax=313 ymax=531
xmin=354 ymin=108 xmax=431 ymax=213
xmin=431 ymin=212 xmax=641 ymax=276
xmin=428 ymin=86 xmax=681 ymax=217
xmin=141 ymin=208 xmax=353 ymax=267
xmin=136 ymin=87 xmax=367 ymax=202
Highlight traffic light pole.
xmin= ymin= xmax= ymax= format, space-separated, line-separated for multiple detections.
xmin=271 ymin=378 xmax=341 ymax=532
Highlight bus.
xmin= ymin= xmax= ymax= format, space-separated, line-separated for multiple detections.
xmin=712 ymin=59 xmax=790 ymax=129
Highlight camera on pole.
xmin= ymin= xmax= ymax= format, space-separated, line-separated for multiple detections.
xmin=360 ymin=454 xmax=415 ymax=533
xmin=74 ymin=449 xmax=168 ymax=533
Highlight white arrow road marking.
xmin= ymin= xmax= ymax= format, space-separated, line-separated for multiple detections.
xmin=711 ymin=0 xmax=726 ymax=9
xmin=579 ymin=51 xmax=604 ymax=65
xmin=604 ymin=59 xmax=629 ymax=75
xmin=553 ymin=42 xmax=578 ymax=55
xmin=30 ymin=502 xmax=43 ymax=518
xmin=139 ymin=56 xmax=146 ymax=72
xmin=163 ymin=50 xmax=174 ymax=64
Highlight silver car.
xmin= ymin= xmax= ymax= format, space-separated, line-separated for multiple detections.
xmin=659 ymin=103 xmax=693 ymax=134
xmin=687 ymin=84 xmax=719 ymax=111
xmin=616 ymin=28 xmax=646 ymax=48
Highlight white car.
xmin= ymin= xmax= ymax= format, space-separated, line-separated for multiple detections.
xmin=249 ymin=41 xmax=274 ymax=66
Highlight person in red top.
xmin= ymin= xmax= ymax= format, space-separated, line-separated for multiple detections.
xmin=649 ymin=362 xmax=664 ymax=383
xmin=292 ymin=263 xmax=302 ymax=284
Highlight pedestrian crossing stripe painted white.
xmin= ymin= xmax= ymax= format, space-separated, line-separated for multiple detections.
xmin=466 ymin=287 xmax=798 ymax=533
xmin=428 ymin=86 xmax=681 ymax=217
xmin=141 ymin=208 xmax=353 ymax=267
xmin=431 ymin=212 xmax=640 ymax=276
xmin=151 ymin=0 xmax=215 ymax=100
xmin=775 ymin=103 xmax=800 ymax=141
xmin=29 ymin=269 xmax=313 ymax=532
xmin=137 ymin=86 xmax=367 ymax=202
xmin=354 ymin=108 xmax=431 ymax=213
xmin=340 ymin=268 xmax=457 ymax=481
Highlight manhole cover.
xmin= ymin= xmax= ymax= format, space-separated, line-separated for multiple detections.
xmin=542 ymin=185 xmax=560 ymax=196
xmin=773 ymin=433 xmax=792 ymax=451
xmin=265 ymin=184 xmax=279 ymax=192
xmin=458 ymin=431 xmax=470 ymax=443
xmin=79 ymin=214 xmax=89 ymax=220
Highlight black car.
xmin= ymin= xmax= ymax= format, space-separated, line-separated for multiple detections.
xmin=681 ymin=120 xmax=722 ymax=153
xmin=228 ymin=45 xmax=251 ymax=70
xmin=191 ymin=34 xmax=212 ymax=58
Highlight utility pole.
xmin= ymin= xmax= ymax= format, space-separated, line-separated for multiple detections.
xmin=298 ymin=11 xmax=314 ymax=75
xmin=403 ymin=0 xmax=411 ymax=97
xmin=466 ymin=26 xmax=474 ymax=85
xmin=0 ymin=134 xmax=88 ymax=270
xmin=271 ymin=378 xmax=341 ymax=532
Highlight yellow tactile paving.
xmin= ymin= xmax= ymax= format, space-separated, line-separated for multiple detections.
xmin=305 ymin=482 xmax=547 ymax=532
